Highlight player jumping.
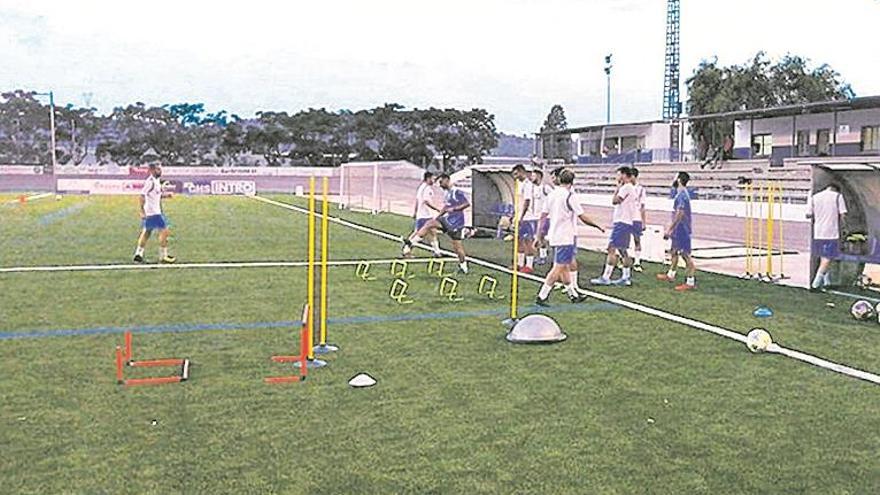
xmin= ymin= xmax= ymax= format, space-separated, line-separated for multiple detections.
xmin=402 ymin=173 xmax=471 ymax=274
xmin=413 ymin=171 xmax=443 ymax=257
xmin=133 ymin=163 xmax=176 ymax=264
xmin=535 ymin=168 xmax=604 ymax=306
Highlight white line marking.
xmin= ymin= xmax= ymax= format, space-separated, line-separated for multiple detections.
xmin=3 ymin=192 xmax=53 ymax=205
xmin=0 ymin=258 xmax=451 ymax=274
xmin=251 ymin=194 xmax=880 ymax=386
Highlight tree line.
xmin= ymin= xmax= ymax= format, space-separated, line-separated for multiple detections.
xmin=0 ymin=92 xmax=498 ymax=170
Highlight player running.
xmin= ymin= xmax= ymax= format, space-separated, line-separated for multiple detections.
xmin=133 ymin=163 xmax=176 ymax=264
xmin=511 ymin=164 xmax=538 ymax=273
xmin=657 ymin=172 xmax=697 ymax=291
xmin=535 ymin=168 xmax=604 ymax=306
xmin=631 ymin=167 xmax=647 ymax=272
xmin=402 ymin=174 xmax=471 ymax=274
xmin=531 ymin=169 xmax=552 ymax=265
xmin=413 ymin=171 xmax=443 ymax=257
xmin=591 ymin=166 xmax=638 ymax=286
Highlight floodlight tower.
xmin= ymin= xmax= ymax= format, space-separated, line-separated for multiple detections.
xmin=662 ymin=0 xmax=681 ymax=121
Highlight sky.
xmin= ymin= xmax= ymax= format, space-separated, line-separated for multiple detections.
xmin=0 ymin=0 xmax=878 ymax=134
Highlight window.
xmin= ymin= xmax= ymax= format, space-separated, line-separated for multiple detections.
xmin=752 ymin=134 xmax=772 ymax=157
xmin=816 ymin=129 xmax=831 ymax=156
xmin=796 ymin=130 xmax=810 ymax=157
xmin=861 ymin=126 xmax=880 ymax=152
xmin=620 ymin=135 xmax=644 ymax=153
xmin=580 ymin=139 xmax=600 ymax=156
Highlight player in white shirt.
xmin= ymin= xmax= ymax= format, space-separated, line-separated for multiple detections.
xmin=631 ymin=167 xmax=647 ymax=272
xmin=133 ymin=163 xmax=176 ymax=263
xmin=806 ymin=184 xmax=847 ymax=289
xmin=530 ymin=169 xmax=553 ymax=265
xmin=591 ymin=166 xmax=638 ymax=286
xmin=412 ymin=172 xmax=443 ymax=257
xmin=511 ymin=164 xmax=538 ymax=273
xmin=535 ymin=168 xmax=604 ymax=306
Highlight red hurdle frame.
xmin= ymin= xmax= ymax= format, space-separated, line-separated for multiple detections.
xmin=115 ymin=331 xmax=190 ymax=386
xmin=264 ymin=305 xmax=309 ymax=384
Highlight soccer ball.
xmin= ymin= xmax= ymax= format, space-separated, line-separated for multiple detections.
xmin=746 ymin=328 xmax=773 ymax=353
xmin=850 ymin=300 xmax=876 ymax=321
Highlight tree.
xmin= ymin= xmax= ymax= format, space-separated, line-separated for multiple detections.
xmin=687 ymin=52 xmax=855 ymax=158
xmin=540 ymin=104 xmax=570 ymax=161
xmin=540 ymin=104 xmax=568 ymax=133
xmin=0 ymin=90 xmax=52 ymax=164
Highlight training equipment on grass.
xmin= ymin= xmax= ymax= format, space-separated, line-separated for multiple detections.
xmin=391 ymin=259 xmax=415 ymax=279
xmin=478 ymin=275 xmax=504 ymax=300
xmin=298 ymin=177 xmax=328 ymax=369
xmin=348 ymin=373 xmax=377 ymax=388
xmin=390 ymin=278 xmax=414 ymax=304
xmin=427 ymin=258 xmax=448 ymax=277
xmin=356 ymin=261 xmax=377 ymax=281
xmin=115 ymin=331 xmax=190 ymax=386
xmin=742 ymin=181 xmax=787 ymax=282
xmin=265 ymin=304 xmax=310 ymax=383
xmin=501 ymin=181 xmax=521 ymax=329
xmin=439 ymin=276 xmax=464 ymax=302
xmin=850 ymin=300 xmax=876 ymax=321
xmin=314 ymin=177 xmax=339 ymax=355
xmin=752 ymin=306 xmax=774 ymax=318
xmin=506 ymin=314 xmax=567 ymax=344
xmin=746 ymin=328 xmax=773 ymax=353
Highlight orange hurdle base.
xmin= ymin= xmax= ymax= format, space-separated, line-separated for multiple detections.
xmin=115 ymin=333 xmax=191 ymax=387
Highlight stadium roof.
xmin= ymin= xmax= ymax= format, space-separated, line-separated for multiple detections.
xmin=536 ymin=119 xmax=668 ymax=137
xmin=685 ymin=95 xmax=880 ymax=122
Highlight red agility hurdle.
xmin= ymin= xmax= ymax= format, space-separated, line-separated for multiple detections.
xmin=115 ymin=331 xmax=191 ymax=386
xmin=264 ymin=305 xmax=309 ymax=384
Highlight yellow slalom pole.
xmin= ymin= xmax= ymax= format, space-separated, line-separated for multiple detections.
xmin=744 ymin=183 xmax=752 ymax=276
xmin=307 ymin=177 xmax=316 ymax=360
xmin=766 ymin=182 xmax=774 ymax=277
xmin=319 ymin=177 xmax=330 ymax=346
xmin=778 ymin=182 xmax=785 ymax=277
xmin=510 ymin=183 xmax=520 ymax=320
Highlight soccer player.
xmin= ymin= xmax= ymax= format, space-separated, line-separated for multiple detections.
xmin=133 ymin=163 xmax=176 ymax=264
xmin=657 ymin=172 xmax=696 ymax=291
xmin=591 ymin=166 xmax=638 ymax=286
xmin=631 ymin=167 xmax=647 ymax=272
xmin=535 ymin=168 xmax=604 ymax=306
xmin=402 ymin=174 xmax=471 ymax=274
xmin=531 ymin=169 xmax=552 ymax=265
xmin=806 ymin=183 xmax=847 ymax=289
xmin=413 ymin=171 xmax=443 ymax=257
xmin=511 ymin=164 xmax=537 ymax=273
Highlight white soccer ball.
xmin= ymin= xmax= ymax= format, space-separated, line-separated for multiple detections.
xmin=850 ymin=300 xmax=875 ymax=321
xmin=746 ymin=328 xmax=773 ymax=353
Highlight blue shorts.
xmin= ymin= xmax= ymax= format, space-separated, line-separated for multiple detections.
xmin=553 ymin=245 xmax=576 ymax=265
xmin=608 ymin=222 xmax=633 ymax=251
xmin=143 ymin=214 xmax=167 ymax=231
xmin=670 ymin=232 xmax=692 ymax=255
xmin=540 ymin=221 xmax=550 ymax=237
xmin=632 ymin=221 xmax=644 ymax=240
xmin=518 ymin=220 xmax=537 ymax=240
xmin=415 ymin=218 xmax=431 ymax=232
xmin=812 ymin=239 xmax=840 ymax=259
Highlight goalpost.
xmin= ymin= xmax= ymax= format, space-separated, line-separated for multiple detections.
xmin=338 ymin=162 xmax=382 ymax=215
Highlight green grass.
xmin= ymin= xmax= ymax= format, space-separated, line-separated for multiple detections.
xmin=1 ymin=194 xmax=879 ymax=494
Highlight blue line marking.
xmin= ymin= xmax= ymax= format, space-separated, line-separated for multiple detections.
xmin=0 ymin=302 xmax=619 ymax=341
xmin=37 ymin=202 xmax=88 ymax=226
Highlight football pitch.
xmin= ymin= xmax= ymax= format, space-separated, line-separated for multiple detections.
xmin=1 ymin=194 xmax=879 ymax=494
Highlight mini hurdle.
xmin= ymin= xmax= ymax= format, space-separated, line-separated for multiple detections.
xmin=115 ymin=331 xmax=190 ymax=386
xmin=391 ymin=259 xmax=415 ymax=279
xmin=264 ymin=304 xmax=310 ymax=383
xmin=439 ymin=277 xmax=463 ymax=302
xmin=356 ymin=261 xmax=377 ymax=281
xmin=478 ymin=275 xmax=504 ymax=300
xmin=390 ymin=278 xmax=414 ymax=304
xmin=427 ymin=258 xmax=447 ymax=277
